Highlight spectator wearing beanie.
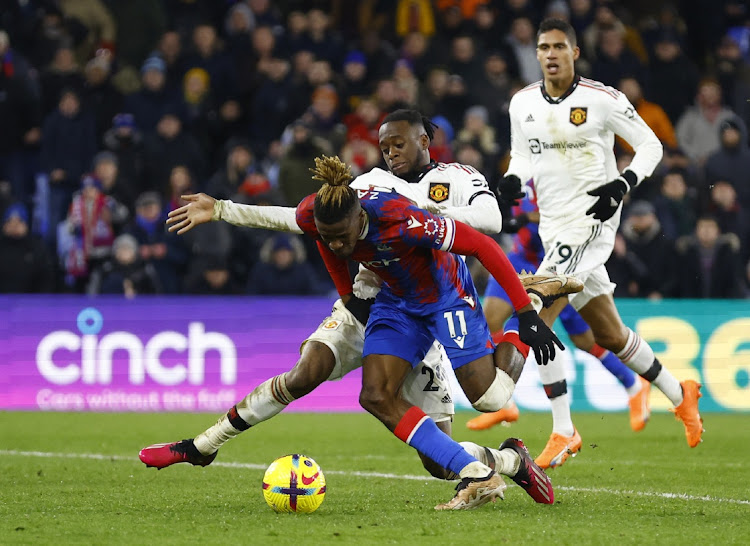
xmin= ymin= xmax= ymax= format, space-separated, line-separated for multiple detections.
xmin=0 ymin=203 xmax=56 ymax=293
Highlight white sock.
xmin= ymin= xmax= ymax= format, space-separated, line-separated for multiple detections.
xmin=617 ymin=329 xmax=683 ymax=406
xmin=537 ymin=351 xmax=575 ymax=436
xmin=193 ymin=413 xmax=240 ymax=455
xmin=194 ymin=373 xmax=294 ymax=455
xmin=549 ymin=395 xmax=575 ymax=437
xmin=459 ymin=442 xmax=520 ymax=477
xmin=458 ymin=460 xmax=493 ymax=479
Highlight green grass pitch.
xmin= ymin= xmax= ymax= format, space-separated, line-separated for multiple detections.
xmin=2 ymin=410 xmax=749 ymax=545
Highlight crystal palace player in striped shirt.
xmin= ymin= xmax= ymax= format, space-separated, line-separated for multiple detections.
xmin=141 ymin=111 xmax=577 ymax=509
xmin=294 ymin=156 xmax=565 ymax=509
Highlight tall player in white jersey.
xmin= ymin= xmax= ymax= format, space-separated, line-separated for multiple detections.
xmin=139 ymin=109 xmax=567 ymax=504
xmin=494 ymin=18 xmax=703 ymax=465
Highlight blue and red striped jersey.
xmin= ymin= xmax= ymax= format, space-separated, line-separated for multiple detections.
xmin=296 ymin=190 xmax=478 ymax=314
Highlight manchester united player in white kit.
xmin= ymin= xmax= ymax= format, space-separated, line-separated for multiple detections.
xmin=494 ymin=18 xmax=703 ymax=466
xmin=140 ymin=109 xmax=575 ymax=506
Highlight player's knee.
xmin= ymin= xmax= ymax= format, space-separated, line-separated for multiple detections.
xmin=593 ymin=327 xmax=628 ymax=353
xmin=471 ymin=369 xmax=515 ymax=412
xmin=358 ymin=385 xmax=390 ymax=416
xmin=286 ymin=356 xmax=333 ymax=398
xmin=286 ymin=343 xmax=336 ymax=398
xmin=569 ymin=331 xmax=594 ymax=352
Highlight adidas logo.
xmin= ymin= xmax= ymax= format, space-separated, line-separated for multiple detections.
xmin=441 ymin=394 xmax=453 ymax=404
xmin=525 ymin=114 xmax=534 ymax=122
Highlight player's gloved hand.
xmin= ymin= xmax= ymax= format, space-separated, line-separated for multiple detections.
xmin=585 ymin=170 xmax=637 ymax=221
xmin=344 ymin=295 xmax=375 ymax=325
xmin=490 ymin=175 xmax=525 ymax=209
xmin=502 ymin=212 xmax=530 ymax=234
xmin=517 ymin=310 xmax=564 ymax=366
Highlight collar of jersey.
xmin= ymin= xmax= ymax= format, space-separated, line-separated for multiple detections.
xmin=402 ymin=159 xmax=439 ymax=183
xmin=540 ymin=74 xmax=580 ymax=104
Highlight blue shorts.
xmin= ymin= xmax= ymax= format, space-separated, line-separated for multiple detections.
xmin=484 ymin=255 xmax=537 ymax=300
xmin=559 ymin=304 xmax=590 ymax=336
xmin=363 ymin=297 xmax=494 ymax=369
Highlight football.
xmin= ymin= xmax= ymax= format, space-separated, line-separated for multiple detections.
xmin=262 ymin=454 xmax=326 ymax=513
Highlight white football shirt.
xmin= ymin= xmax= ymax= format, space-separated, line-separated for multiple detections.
xmin=506 ymin=76 xmax=663 ymax=244
xmin=215 ymin=161 xmax=501 ymax=298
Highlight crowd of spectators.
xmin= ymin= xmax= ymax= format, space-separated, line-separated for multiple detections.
xmin=0 ymin=0 xmax=748 ymax=299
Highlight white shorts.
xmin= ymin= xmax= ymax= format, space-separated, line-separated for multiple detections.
xmin=301 ymin=299 xmax=454 ymax=422
xmin=537 ymin=224 xmax=617 ymax=311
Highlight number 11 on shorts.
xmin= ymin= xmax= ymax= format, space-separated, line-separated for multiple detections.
xmin=443 ymin=310 xmax=468 ymax=339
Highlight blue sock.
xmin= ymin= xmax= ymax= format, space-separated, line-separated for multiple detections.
xmin=600 ymin=350 xmax=636 ymax=388
xmin=395 ymin=408 xmax=478 ymax=475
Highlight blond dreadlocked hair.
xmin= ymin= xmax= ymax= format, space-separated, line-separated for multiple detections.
xmin=311 ymin=155 xmax=358 ymax=224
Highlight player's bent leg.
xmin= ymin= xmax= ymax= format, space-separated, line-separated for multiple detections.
xmin=139 ymin=342 xmax=338 ymax=470
xmin=492 ymin=332 xmax=528 ymax=383
xmin=401 ymin=350 xmax=457 ymax=479
xmin=420 ymin=419 xmax=454 ymax=479
xmin=567 ymin=324 xmax=648 ymax=431
xmin=362 ymin=349 xmax=498 ymax=509
xmin=580 ymin=294 xmax=704 ymax=447
xmin=454 ymin=354 xmax=515 ymax=410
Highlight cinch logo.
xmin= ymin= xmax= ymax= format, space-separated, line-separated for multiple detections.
xmin=36 ymin=308 xmax=237 ymax=386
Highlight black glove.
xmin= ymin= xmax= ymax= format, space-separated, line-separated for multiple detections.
xmin=490 ymin=174 xmax=525 ymax=210
xmin=517 ymin=310 xmax=565 ymax=366
xmin=585 ymin=170 xmax=637 ymax=221
xmin=344 ymin=295 xmax=374 ymax=325
xmin=502 ymin=212 xmax=530 ymax=234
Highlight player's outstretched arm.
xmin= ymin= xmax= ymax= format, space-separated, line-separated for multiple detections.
xmin=166 ymin=193 xmax=302 ymax=235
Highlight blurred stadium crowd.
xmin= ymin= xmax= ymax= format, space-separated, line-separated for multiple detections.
xmin=0 ymin=0 xmax=748 ymax=298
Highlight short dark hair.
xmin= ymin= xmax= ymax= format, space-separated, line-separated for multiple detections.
xmin=537 ymin=18 xmax=577 ymax=48
xmin=381 ymin=108 xmax=437 ymax=141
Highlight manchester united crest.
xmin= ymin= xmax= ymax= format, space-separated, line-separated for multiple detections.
xmin=322 ymin=319 xmax=341 ymax=331
xmin=428 ymin=182 xmax=450 ymax=203
xmin=570 ymin=107 xmax=587 ymax=126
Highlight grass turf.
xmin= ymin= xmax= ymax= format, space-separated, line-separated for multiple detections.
xmin=1 ymin=410 xmax=749 ymax=545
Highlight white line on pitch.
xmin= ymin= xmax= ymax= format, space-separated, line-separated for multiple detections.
xmin=2 ymin=449 xmax=748 ymax=506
